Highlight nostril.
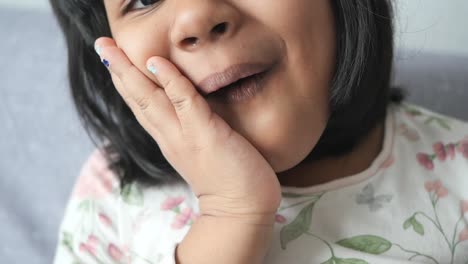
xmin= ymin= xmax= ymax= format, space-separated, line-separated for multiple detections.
xmin=180 ymin=22 xmax=228 ymax=48
xmin=181 ymin=37 xmax=199 ymax=47
xmin=212 ymin=22 xmax=228 ymax=35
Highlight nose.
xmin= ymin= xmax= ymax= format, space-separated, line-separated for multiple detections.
xmin=170 ymin=1 xmax=240 ymax=51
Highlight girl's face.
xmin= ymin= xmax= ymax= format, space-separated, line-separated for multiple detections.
xmin=103 ymin=0 xmax=336 ymax=173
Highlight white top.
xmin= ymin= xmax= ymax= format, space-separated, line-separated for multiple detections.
xmin=53 ymin=102 xmax=468 ymax=264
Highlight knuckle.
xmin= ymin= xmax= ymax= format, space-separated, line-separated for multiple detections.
xmin=171 ymin=94 xmax=194 ymax=112
xmin=135 ymin=96 xmax=151 ymax=111
xmin=166 ymin=80 xmax=199 ymax=113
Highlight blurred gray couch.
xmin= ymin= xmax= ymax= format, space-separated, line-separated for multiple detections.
xmin=0 ymin=6 xmax=467 ymax=264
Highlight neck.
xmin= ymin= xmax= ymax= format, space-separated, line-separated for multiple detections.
xmin=277 ymin=120 xmax=385 ymax=188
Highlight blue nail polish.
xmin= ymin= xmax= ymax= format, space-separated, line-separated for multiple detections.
xmin=102 ymin=58 xmax=110 ymax=68
xmin=147 ymin=64 xmax=157 ymax=75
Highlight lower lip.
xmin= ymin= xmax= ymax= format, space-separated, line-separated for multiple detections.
xmin=207 ymin=68 xmax=271 ymax=104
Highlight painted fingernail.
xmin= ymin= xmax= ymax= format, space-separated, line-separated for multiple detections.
xmin=102 ymin=58 xmax=110 ymax=68
xmin=147 ymin=63 xmax=158 ymax=75
xmin=94 ymin=44 xmax=102 ymax=56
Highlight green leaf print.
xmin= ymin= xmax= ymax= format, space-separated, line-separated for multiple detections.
xmin=321 ymin=259 xmax=334 ymax=264
xmin=402 ymin=216 xmax=425 ymax=236
xmin=61 ymin=231 xmax=74 ymax=252
xmin=121 ymin=182 xmax=144 ymax=206
xmin=405 ymin=107 xmax=423 ymax=116
xmin=436 ymin=118 xmax=451 ymax=131
xmin=335 ymin=258 xmax=369 ymax=264
xmin=321 ymin=258 xmax=368 ymax=264
xmin=403 ymin=218 xmax=412 ymax=230
xmin=424 ymin=116 xmax=451 ymax=131
xmin=411 ymin=218 xmax=425 ymax=236
xmin=336 ymin=235 xmax=392 ymax=255
xmin=77 ymin=200 xmax=92 ymax=211
xmin=280 ymin=201 xmax=316 ymax=250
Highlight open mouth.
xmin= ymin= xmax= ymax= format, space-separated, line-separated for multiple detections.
xmin=211 ymin=73 xmax=257 ymax=94
xmin=205 ymin=71 xmax=267 ymax=100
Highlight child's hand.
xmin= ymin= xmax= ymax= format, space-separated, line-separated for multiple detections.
xmin=95 ymin=37 xmax=281 ymax=223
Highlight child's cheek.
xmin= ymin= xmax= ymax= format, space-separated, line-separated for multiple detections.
xmin=115 ymin=39 xmax=159 ymax=79
xmin=114 ymin=29 xmax=167 ymax=79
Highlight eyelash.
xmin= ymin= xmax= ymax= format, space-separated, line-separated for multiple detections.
xmin=124 ymin=0 xmax=161 ymax=13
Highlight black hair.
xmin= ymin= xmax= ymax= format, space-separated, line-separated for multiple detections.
xmin=49 ymin=0 xmax=405 ymax=189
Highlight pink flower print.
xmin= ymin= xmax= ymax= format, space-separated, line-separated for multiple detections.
xmin=72 ymin=149 xmax=117 ymax=199
xmin=275 ymin=214 xmax=287 ymax=224
xmin=87 ymin=235 xmax=99 ymax=248
xmin=433 ymin=142 xmax=447 ymax=161
xmin=446 ymin=143 xmax=456 ymax=160
xmin=425 ymin=179 xmax=449 ymax=200
xmin=79 ymin=243 xmax=96 ymax=256
xmin=457 ymin=137 xmax=468 ymax=158
xmin=459 ymin=227 xmax=468 ymax=242
xmin=398 ymin=123 xmax=420 ymax=141
xmin=436 ymin=186 xmax=449 ymax=198
xmin=171 ymin=207 xmax=196 ymax=229
xmin=161 ymin=196 xmax=185 ymax=211
xmin=433 ymin=179 xmax=443 ymax=190
xmin=461 ymin=200 xmax=468 ymax=215
xmin=79 ymin=234 xmax=100 ymax=257
xmin=417 ymin=153 xmax=434 ymax=170
xmin=108 ymin=243 xmax=124 ymax=262
xmin=98 ymin=212 xmax=113 ymax=228
xmin=424 ymin=181 xmax=435 ymax=192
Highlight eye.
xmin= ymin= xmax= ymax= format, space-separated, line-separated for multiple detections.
xmin=125 ymin=0 xmax=161 ymax=13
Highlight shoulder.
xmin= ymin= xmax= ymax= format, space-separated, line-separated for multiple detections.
xmin=391 ymin=101 xmax=468 ymax=163
xmin=53 ymin=148 xmax=199 ymax=263
xmin=390 ymin=102 xmax=468 ymax=194
xmin=392 ymin=102 xmax=468 ymax=149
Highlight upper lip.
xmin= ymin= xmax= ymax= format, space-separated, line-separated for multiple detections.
xmin=196 ymin=62 xmax=273 ymax=96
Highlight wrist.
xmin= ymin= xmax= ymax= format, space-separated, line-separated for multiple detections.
xmin=177 ymin=214 xmax=275 ymax=264
xmin=197 ymin=194 xmax=280 ymax=225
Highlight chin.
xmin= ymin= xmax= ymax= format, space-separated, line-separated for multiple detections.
xmin=265 ymin=144 xmax=315 ymax=173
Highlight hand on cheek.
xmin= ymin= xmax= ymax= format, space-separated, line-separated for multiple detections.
xmin=92 ymin=36 xmax=282 ymax=220
xmin=93 ymin=36 xmax=178 ymax=141
xmin=93 ymin=36 xmax=214 ymax=142
xmin=94 ymin=37 xmax=163 ymax=88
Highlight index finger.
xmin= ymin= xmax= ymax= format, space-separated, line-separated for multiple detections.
xmin=94 ymin=37 xmax=181 ymax=138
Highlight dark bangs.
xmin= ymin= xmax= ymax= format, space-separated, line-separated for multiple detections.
xmin=49 ymin=0 xmax=404 ymax=189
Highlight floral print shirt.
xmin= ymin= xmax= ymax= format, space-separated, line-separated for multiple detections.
xmin=53 ymin=102 xmax=468 ymax=264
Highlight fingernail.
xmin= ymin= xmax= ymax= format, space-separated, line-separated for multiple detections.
xmin=102 ymin=58 xmax=110 ymax=68
xmin=147 ymin=63 xmax=158 ymax=75
xmin=94 ymin=44 xmax=102 ymax=56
